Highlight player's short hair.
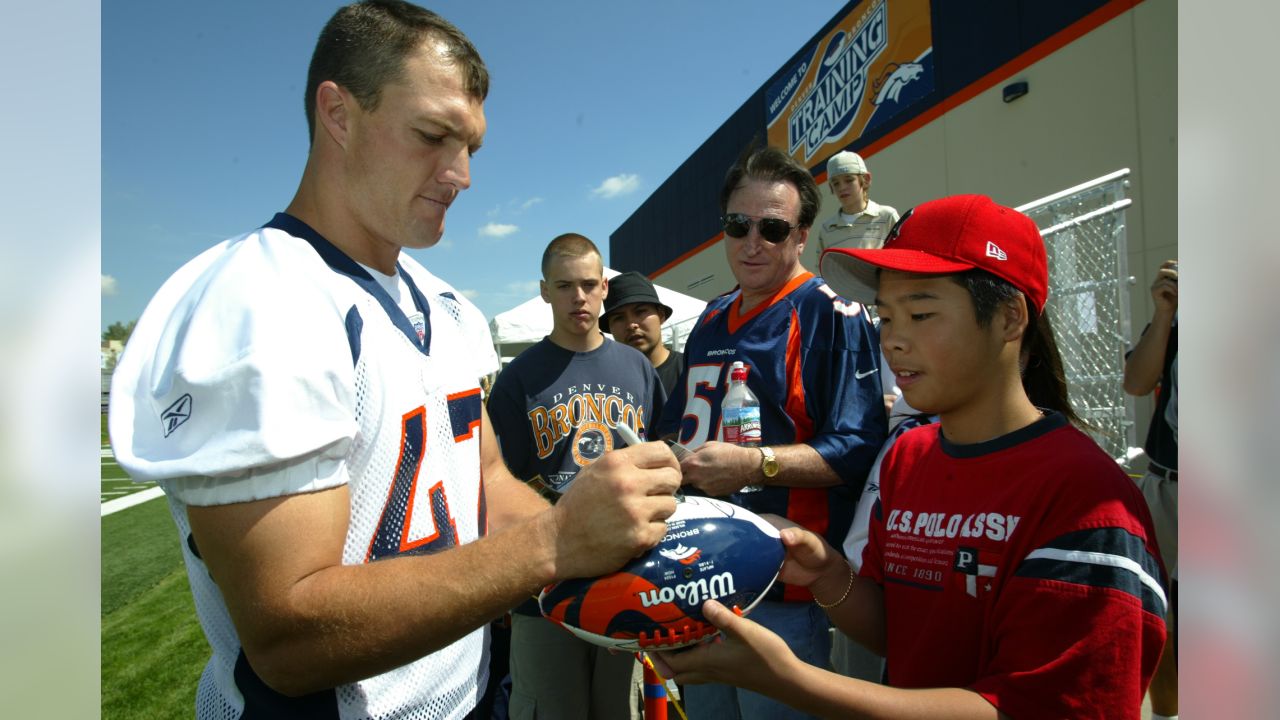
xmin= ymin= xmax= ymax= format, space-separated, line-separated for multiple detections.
xmin=950 ymin=269 xmax=1085 ymax=429
xmin=719 ymin=143 xmax=821 ymax=229
xmin=541 ymin=233 xmax=603 ymax=279
xmin=305 ymin=0 xmax=489 ymax=141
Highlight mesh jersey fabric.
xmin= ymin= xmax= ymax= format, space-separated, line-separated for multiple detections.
xmin=110 ymin=214 xmax=497 ymax=719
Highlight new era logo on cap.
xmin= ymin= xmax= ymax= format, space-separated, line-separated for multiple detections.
xmin=985 ymin=241 xmax=1007 ymax=261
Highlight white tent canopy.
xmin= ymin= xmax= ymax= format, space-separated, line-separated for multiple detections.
xmin=489 ymin=267 xmax=707 ymax=366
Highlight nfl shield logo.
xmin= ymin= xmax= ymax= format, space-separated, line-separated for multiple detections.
xmin=409 ymin=312 xmax=426 ymax=344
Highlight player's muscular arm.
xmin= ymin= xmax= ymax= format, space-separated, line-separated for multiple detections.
xmin=680 ymin=440 xmax=841 ymax=496
xmin=187 ymin=442 xmax=680 ymax=696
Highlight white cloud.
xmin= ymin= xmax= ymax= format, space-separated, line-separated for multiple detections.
xmin=519 ymin=197 xmax=544 ymax=211
xmin=460 ymin=288 xmax=479 ymax=299
xmin=101 ymin=274 xmax=117 ymax=296
xmin=506 ymin=280 xmax=541 ymax=295
xmin=591 ymin=173 xmax=640 ymax=199
xmin=479 ymin=222 xmax=519 ymax=238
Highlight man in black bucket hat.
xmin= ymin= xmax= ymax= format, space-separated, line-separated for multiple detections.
xmin=602 ymin=271 xmax=687 ymax=395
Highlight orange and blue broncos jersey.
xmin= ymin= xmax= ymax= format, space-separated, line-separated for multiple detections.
xmin=657 ymin=273 xmax=887 ymax=599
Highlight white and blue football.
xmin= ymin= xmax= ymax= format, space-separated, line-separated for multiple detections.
xmin=538 ymin=494 xmax=784 ymax=651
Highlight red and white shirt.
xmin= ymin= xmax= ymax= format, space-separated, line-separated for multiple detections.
xmin=862 ymin=413 xmax=1168 ymax=719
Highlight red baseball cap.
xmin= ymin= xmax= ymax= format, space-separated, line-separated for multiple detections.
xmin=819 ymin=194 xmax=1048 ymax=312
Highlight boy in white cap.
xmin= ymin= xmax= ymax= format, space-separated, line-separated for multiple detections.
xmin=816 ymin=150 xmax=899 ymax=253
xmin=655 ymin=194 xmax=1168 ymax=719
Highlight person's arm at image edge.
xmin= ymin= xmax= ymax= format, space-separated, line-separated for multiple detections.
xmin=1123 ymin=261 xmax=1177 ymax=396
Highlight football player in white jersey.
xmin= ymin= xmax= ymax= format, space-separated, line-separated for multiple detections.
xmin=108 ymin=3 xmax=680 ymax=719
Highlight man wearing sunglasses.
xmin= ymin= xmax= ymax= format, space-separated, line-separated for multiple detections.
xmin=657 ymin=145 xmax=887 ymax=720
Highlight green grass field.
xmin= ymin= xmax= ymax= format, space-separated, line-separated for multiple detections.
xmin=101 ymin=412 xmax=157 ymax=503
xmin=102 ymin=450 xmax=206 ymax=718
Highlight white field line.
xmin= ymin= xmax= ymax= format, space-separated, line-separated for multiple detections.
xmin=101 ymin=486 xmax=165 ymax=516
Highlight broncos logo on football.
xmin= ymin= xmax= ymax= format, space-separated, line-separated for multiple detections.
xmin=659 ymin=544 xmax=703 ymax=565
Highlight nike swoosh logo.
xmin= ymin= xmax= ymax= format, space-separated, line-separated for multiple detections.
xmin=854 ymin=368 xmax=876 ymax=379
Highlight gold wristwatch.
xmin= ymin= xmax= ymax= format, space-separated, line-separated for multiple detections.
xmin=759 ymin=446 xmax=779 ymax=479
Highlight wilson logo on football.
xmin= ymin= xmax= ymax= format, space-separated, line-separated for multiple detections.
xmin=659 ymin=544 xmax=702 ymax=565
xmin=638 ymin=572 xmax=736 ymax=609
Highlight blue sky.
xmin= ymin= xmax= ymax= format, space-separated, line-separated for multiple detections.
xmin=101 ymin=0 xmax=850 ymax=330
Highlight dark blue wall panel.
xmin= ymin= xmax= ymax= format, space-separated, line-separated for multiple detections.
xmin=611 ymin=0 xmax=1114 ymax=277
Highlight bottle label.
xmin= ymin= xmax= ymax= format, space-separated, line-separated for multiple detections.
xmin=723 ymin=406 xmax=762 ymax=446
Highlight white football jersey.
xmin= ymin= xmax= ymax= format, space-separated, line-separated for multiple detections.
xmin=110 ymin=214 xmax=498 ymax=719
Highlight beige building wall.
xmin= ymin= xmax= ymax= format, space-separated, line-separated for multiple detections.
xmin=655 ymin=1 xmax=1176 ymax=450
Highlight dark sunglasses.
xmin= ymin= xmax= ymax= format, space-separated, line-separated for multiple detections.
xmin=721 ymin=213 xmax=797 ymax=244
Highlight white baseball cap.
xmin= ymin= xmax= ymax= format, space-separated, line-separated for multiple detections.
xmin=827 ymin=151 xmax=867 ymax=178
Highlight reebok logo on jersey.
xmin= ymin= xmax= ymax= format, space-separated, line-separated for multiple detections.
xmin=161 ymin=393 xmax=193 ymax=437
xmin=985 ymin=241 xmax=1007 ymax=261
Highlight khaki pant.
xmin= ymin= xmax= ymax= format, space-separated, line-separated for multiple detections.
xmin=508 ymin=613 xmax=642 ymax=720
xmin=1135 ymin=469 xmax=1178 ymax=578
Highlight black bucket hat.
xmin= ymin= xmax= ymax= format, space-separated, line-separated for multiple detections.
xmin=599 ymin=271 xmax=673 ymax=331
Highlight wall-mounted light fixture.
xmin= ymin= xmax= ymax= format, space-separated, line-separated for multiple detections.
xmin=1002 ymin=81 xmax=1029 ymax=103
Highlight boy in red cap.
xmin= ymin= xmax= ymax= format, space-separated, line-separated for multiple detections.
xmin=655 ymin=195 xmax=1167 ymax=719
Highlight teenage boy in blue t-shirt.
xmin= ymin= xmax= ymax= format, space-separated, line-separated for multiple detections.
xmin=488 ymin=233 xmax=663 ymax=720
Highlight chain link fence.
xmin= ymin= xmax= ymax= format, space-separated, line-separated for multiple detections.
xmin=1017 ymin=169 xmax=1135 ymax=462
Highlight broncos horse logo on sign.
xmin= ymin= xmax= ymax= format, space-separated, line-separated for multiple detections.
xmin=873 ymin=62 xmax=925 ymax=106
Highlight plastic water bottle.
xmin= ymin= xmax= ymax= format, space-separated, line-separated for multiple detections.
xmin=722 ymin=361 xmax=763 ymax=493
